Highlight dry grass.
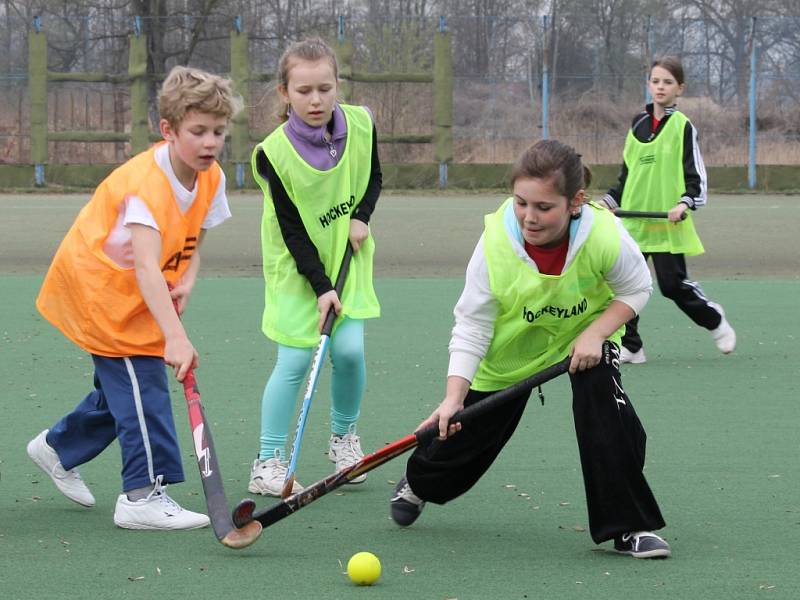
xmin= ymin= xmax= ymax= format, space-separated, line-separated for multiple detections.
xmin=2 ymin=82 xmax=798 ymax=166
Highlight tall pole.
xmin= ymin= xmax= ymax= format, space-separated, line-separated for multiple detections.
xmin=230 ymin=16 xmax=249 ymax=188
xmin=748 ymin=17 xmax=757 ymax=189
xmin=542 ymin=15 xmax=549 ymax=139
xmin=129 ymin=17 xmax=149 ymax=154
xmin=434 ymin=16 xmax=452 ymax=189
xmin=29 ymin=16 xmax=47 ymax=186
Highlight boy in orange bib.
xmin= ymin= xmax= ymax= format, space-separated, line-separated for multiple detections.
xmin=28 ymin=66 xmax=242 ymax=531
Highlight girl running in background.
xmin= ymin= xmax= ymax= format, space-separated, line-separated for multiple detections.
xmin=601 ymin=55 xmax=735 ymax=364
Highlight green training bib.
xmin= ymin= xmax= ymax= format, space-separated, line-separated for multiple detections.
xmin=621 ymin=110 xmax=705 ymax=256
xmin=253 ymin=104 xmax=380 ymax=347
xmin=472 ymin=200 xmax=623 ymax=391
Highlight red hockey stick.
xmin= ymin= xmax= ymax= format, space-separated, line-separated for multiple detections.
xmin=232 ymin=355 xmax=572 ymax=530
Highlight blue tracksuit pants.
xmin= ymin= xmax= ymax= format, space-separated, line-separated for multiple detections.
xmin=46 ymin=355 xmax=184 ymax=492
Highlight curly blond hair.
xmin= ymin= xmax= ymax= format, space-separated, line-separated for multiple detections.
xmin=159 ymin=66 xmax=243 ymax=128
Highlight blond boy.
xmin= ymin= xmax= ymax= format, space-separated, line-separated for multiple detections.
xmin=28 ymin=66 xmax=242 ymax=530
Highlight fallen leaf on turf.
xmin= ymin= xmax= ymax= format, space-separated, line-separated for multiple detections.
xmin=403 ymin=566 xmax=415 ymax=573
xmin=127 ymin=576 xmax=145 ymax=581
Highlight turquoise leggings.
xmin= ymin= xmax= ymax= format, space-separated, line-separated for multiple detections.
xmin=259 ymin=318 xmax=366 ymax=460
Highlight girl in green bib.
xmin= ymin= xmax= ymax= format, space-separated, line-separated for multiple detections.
xmin=602 ymin=55 xmax=735 ymax=364
xmin=248 ymin=38 xmax=381 ymax=496
xmin=390 ymin=140 xmax=671 ymax=559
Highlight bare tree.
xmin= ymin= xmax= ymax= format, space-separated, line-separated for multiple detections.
xmin=683 ymin=0 xmax=783 ymax=104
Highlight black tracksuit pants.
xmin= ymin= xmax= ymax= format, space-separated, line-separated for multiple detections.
xmin=623 ymin=252 xmax=723 ymax=352
xmin=405 ymin=344 xmax=665 ymax=544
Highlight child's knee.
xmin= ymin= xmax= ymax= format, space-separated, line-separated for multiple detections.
xmin=330 ymin=345 xmax=364 ymax=373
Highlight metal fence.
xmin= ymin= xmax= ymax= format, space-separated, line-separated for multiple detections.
xmin=1 ymin=12 xmax=799 ymax=184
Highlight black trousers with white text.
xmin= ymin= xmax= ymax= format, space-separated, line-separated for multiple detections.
xmin=623 ymin=252 xmax=723 ymax=352
xmin=405 ymin=345 xmax=665 ymax=544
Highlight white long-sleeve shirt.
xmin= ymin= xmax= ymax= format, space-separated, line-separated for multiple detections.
xmin=448 ymin=204 xmax=653 ymax=382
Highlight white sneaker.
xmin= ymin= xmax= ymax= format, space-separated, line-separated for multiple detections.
xmin=329 ymin=426 xmax=366 ymax=484
xmin=709 ymin=304 xmax=736 ymax=354
xmin=113 ymin=476 xmax=209 ymax=530
xmin=620 ymin=347 xmax=647 ymax=364
xmin=248 ymin=450 xmax=303 ymax=497
xmin=27 ymin=429 xmax=95 ymax=507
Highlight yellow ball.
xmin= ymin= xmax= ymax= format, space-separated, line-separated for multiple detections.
xmin=347 ymin=551 xmax=381 ymax=586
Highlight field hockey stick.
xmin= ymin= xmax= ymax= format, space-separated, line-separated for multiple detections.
xmin=233 ymin=354 xmax=572 ymax=529
xmin=171 ymin=294 xmax=262 ymax=548
xmin=282 ymin=243 xmax=355 ymax=498
xmin=615 ymin=210 xmax=687 ymax=220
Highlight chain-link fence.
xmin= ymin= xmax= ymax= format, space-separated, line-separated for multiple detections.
xmin=1 ymin=11 xmax=799 ymax=172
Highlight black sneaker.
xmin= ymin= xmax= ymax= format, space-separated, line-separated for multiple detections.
xmin=614 ymin=531 xmax=671 ymax=559
xmin=390 ymin=476 xmax=425 ymax=526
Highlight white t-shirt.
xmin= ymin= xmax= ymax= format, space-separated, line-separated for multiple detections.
xmin=103 ymin=144 xmax=231 ymax=268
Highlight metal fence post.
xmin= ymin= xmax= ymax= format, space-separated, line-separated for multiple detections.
xmin=541 ymin=15 xmax=549 ymax=140
xmin=748 ymin=17 xmax=757 ymax=189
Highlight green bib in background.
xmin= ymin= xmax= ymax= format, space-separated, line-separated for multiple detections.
xmin=620 ymin=110 xmax=705 ymax=256
xmin=253 ymin=104 xmax=380 ymax=347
